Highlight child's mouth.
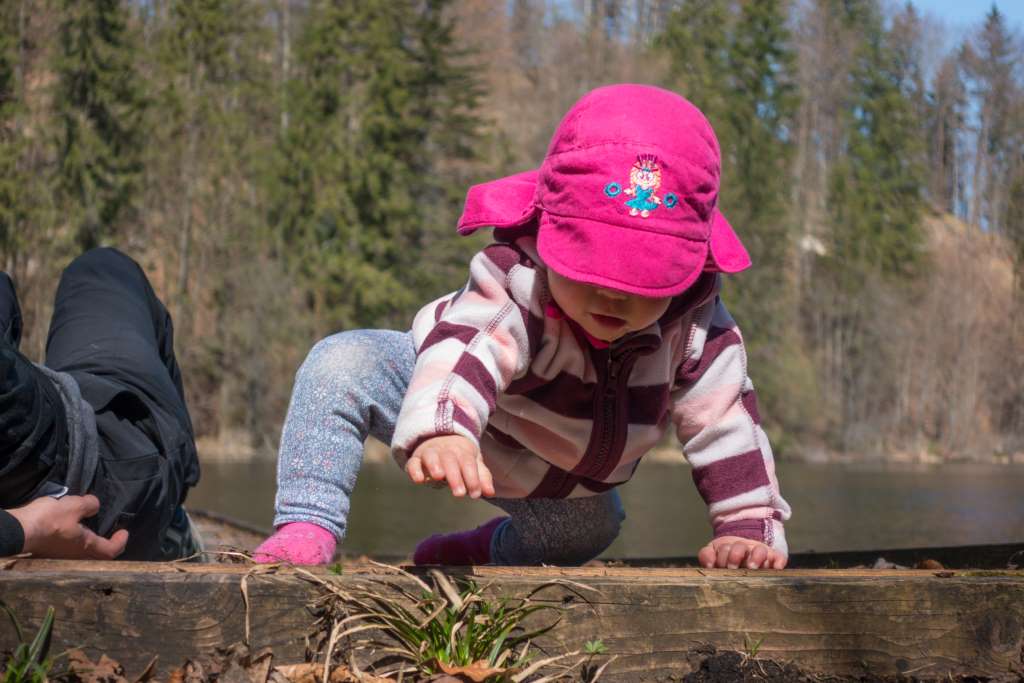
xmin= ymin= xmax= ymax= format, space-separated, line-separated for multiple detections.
xmin=591 ymin=313 xmax=626 ymax=329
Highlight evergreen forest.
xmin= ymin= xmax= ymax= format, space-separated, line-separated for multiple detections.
xmin=2 ymin=0 xmax=1022 ymax=462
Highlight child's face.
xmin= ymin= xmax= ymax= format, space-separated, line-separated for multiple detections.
xmin=547 ymin=270 xmax=673 ymax=342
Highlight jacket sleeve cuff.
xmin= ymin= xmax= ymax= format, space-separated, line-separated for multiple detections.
xmin=391 ymin=398 xmax=482 ymax=465
xmin=713 ymin=518 xmax=788 ymax=557
xmin=0 ymin=510 xmax=25 ymax=557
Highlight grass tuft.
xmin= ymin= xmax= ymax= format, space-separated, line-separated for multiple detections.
xmin=294 ymin=564 xmax=587 ymax=681
xmin=1 ymin=606 xmax=56 ymax=683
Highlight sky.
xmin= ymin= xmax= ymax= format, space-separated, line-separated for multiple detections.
xmin=907 ymin=0 xmax=1024 ymax=35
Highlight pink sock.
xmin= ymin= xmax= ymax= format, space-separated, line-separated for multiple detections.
xmin=252 ymin=522 xmax=337 ymax=565
xmin=413 ymin=516 xmax=507 ymax=566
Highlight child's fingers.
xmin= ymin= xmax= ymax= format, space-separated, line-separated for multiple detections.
xmin=771 ymin=551 xmax=788 ymax=569
xmin=698 ymin=544 xmax=717 ymax=569
xmin=420 ymin=449 xmax=447 ymax=482
xmin=440 ymin=454 xmax=466 ymax=497
xmin=747 ymin=544 xmax=768 ymax=569
xmin=405 ymin=456 xmax=426 ymax=483
xmin=458 ymin=451 xmax=481 ymax=498
xmin=476 ymin=460 xmax=495 ymax=497
xmin=726 ymin=543 xmax=749 ymax=569
xmin=715 ymin=543 xmax=733 ymax=568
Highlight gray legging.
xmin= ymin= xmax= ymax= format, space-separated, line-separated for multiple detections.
xmin=272 ymin=329 xmax=625 ymax=565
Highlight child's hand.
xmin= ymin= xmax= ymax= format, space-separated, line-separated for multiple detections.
xmin=698 ymin=536 xmax=787 ymax=570
xmin=406 ymin=435 xmax=496 ymax=499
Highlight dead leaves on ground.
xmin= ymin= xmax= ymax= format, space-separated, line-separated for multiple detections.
xmin=61 ymin=645 xmax=399 ymax=683
xmin=434 ymin=661 xmax=507 ymax=682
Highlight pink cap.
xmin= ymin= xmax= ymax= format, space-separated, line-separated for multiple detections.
xmin=457 ymin=84 xmax=750 ymax=297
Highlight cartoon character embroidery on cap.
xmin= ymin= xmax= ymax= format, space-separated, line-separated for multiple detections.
xmin=624 ymin=154 xmax=662 ymax=217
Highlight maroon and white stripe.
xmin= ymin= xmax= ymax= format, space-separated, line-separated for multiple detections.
xmin=392 ymin=234 xmax=791 ymax=556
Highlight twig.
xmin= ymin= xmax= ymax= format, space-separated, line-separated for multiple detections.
xmin=510 ymin=651 xmax=580 ymax=682
xmin=322 ymin=619 xmax=342 ymax=683
xmin=588 ymin=655 xmax=618 ymax=682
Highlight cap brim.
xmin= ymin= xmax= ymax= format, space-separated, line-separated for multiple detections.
xmin=707 ymin=209 xmax=751 ymax=273
xmin=537 ymin=212 xmax=710 ymax=297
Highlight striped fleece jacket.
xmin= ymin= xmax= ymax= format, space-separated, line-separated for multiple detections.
xmin=391 ymin=234 xmax=791 ymax=553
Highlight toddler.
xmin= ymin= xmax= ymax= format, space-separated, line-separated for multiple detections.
xmin=254 ymin=84 xmax=791 ymax=570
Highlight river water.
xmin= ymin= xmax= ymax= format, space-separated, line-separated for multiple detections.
xmin=189 ymin=456 xmax=1024 ymax=558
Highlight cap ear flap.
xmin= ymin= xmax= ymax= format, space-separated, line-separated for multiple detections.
xmin=706 ymin=209 xmax=751 ymax=273
xmin=457 ymin=170 xmax=540 ymax=235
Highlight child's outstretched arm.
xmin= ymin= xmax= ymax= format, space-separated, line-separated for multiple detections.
xmin=392 ymin=243 xmax=538 ymax=497
xmin=672 ymin=296 xmax=792 ymax=570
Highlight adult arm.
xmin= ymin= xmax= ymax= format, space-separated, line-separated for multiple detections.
xmin=0 ymin=509 xmax=24 ymax=556
xmin=0 ymin=344 xmax=68 ymax=504
xmin=3 ymin=495 xmax=127 ymax=559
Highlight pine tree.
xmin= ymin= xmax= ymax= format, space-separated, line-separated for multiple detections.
xmin=720 ymin=0 xmax=812 ymax=446
xmin=53 ymin=0 xmax=147 ymax=250
xmin=820 ymin=1 xmax=925 ymax=446
xmin=0 ymin=2 xmax=52 ymax=272
xmin=661 ymin=0 xmax=813 ymax=446
xmin=150 ymin=0 xmax=273 ymax=313
xmin=720 ymin=0 xmax=798 ymax=285
xmin=657 ymin=0 xmax=731 ymax=124
xmin=270 ymin=0 xmax=482 ymax=333
xmin=145 ymin=0 xmax=282 ymax=443
xmin=0 ymin=4 xmax=26 ymax=265
xmin=828 ymin=4 xmax=924 ymax=281
xmin=960 ymin=5 xmax=1021 ymax=232
xmin=927 ymin=54 xmax=967 ymax=214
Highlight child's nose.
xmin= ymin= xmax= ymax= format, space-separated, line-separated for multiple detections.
xmin=596 ymin=287 xmax=628 ymax=301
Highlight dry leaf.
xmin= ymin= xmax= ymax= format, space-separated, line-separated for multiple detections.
xmin=437 ymin=660 xmax=507 ymax=682
xmin=183 ymin=660 xmax=207 ymax=683
xmin=132 ymin=656 xmax=159 ymax=683
xmin=67 ymin=649 xmax=129 ymax=683
xmin=218 ymin=661 xmax=252 ymax=683
xmin=272 ymin=663 xmax=368 ymax=683
xmin=266 ymin=670 xmax=292 ymax=683
xmin=916 ymin=559 xmax=944 ymax=570
xmin=167 ymin=668 xmax=184 ymax=683
xmin=273 ymin=663 xmax=317 ymax=683
xmin=246 ymin=652 xmax=274 ymax=683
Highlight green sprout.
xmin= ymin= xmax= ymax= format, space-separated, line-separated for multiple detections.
xmin=2 ymin=606 xmax=56 ymax=683
xmin=743 ymin=634 xmax=764 ymax=659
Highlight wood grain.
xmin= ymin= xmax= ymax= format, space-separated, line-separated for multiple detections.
xmin=0 ymin=562 xmax=1021 ymax=680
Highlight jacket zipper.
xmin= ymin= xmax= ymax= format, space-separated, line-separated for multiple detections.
xmin=591 ymin=353 xmax=618 ymax=478
xmin=574 ymin=334 xmax=656 ymax=487
xmin=590 ymin=345 xmax=648 ymax=480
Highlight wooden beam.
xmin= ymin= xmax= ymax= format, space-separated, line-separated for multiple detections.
xmin=0 ymin=561 xmax=1021 ymax=680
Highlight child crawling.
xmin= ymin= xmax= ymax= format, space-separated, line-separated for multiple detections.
xmin=254 ymin=84 xmax=791 ymax=570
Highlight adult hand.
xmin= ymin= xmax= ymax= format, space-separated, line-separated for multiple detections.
xmin=8 ymin=494 xmax=128 ymax=560
xmin=406 ymin=435 xmax=496 ymax=499
xmin=698 ymin=535 xmax=787 ymax=570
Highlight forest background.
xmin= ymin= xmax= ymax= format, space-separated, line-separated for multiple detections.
xmin=1 ymin=0 xmax=1022 ymax=464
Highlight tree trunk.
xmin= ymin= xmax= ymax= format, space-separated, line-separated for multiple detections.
xmin=278 ymin=0 xmax=290 ymax=135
